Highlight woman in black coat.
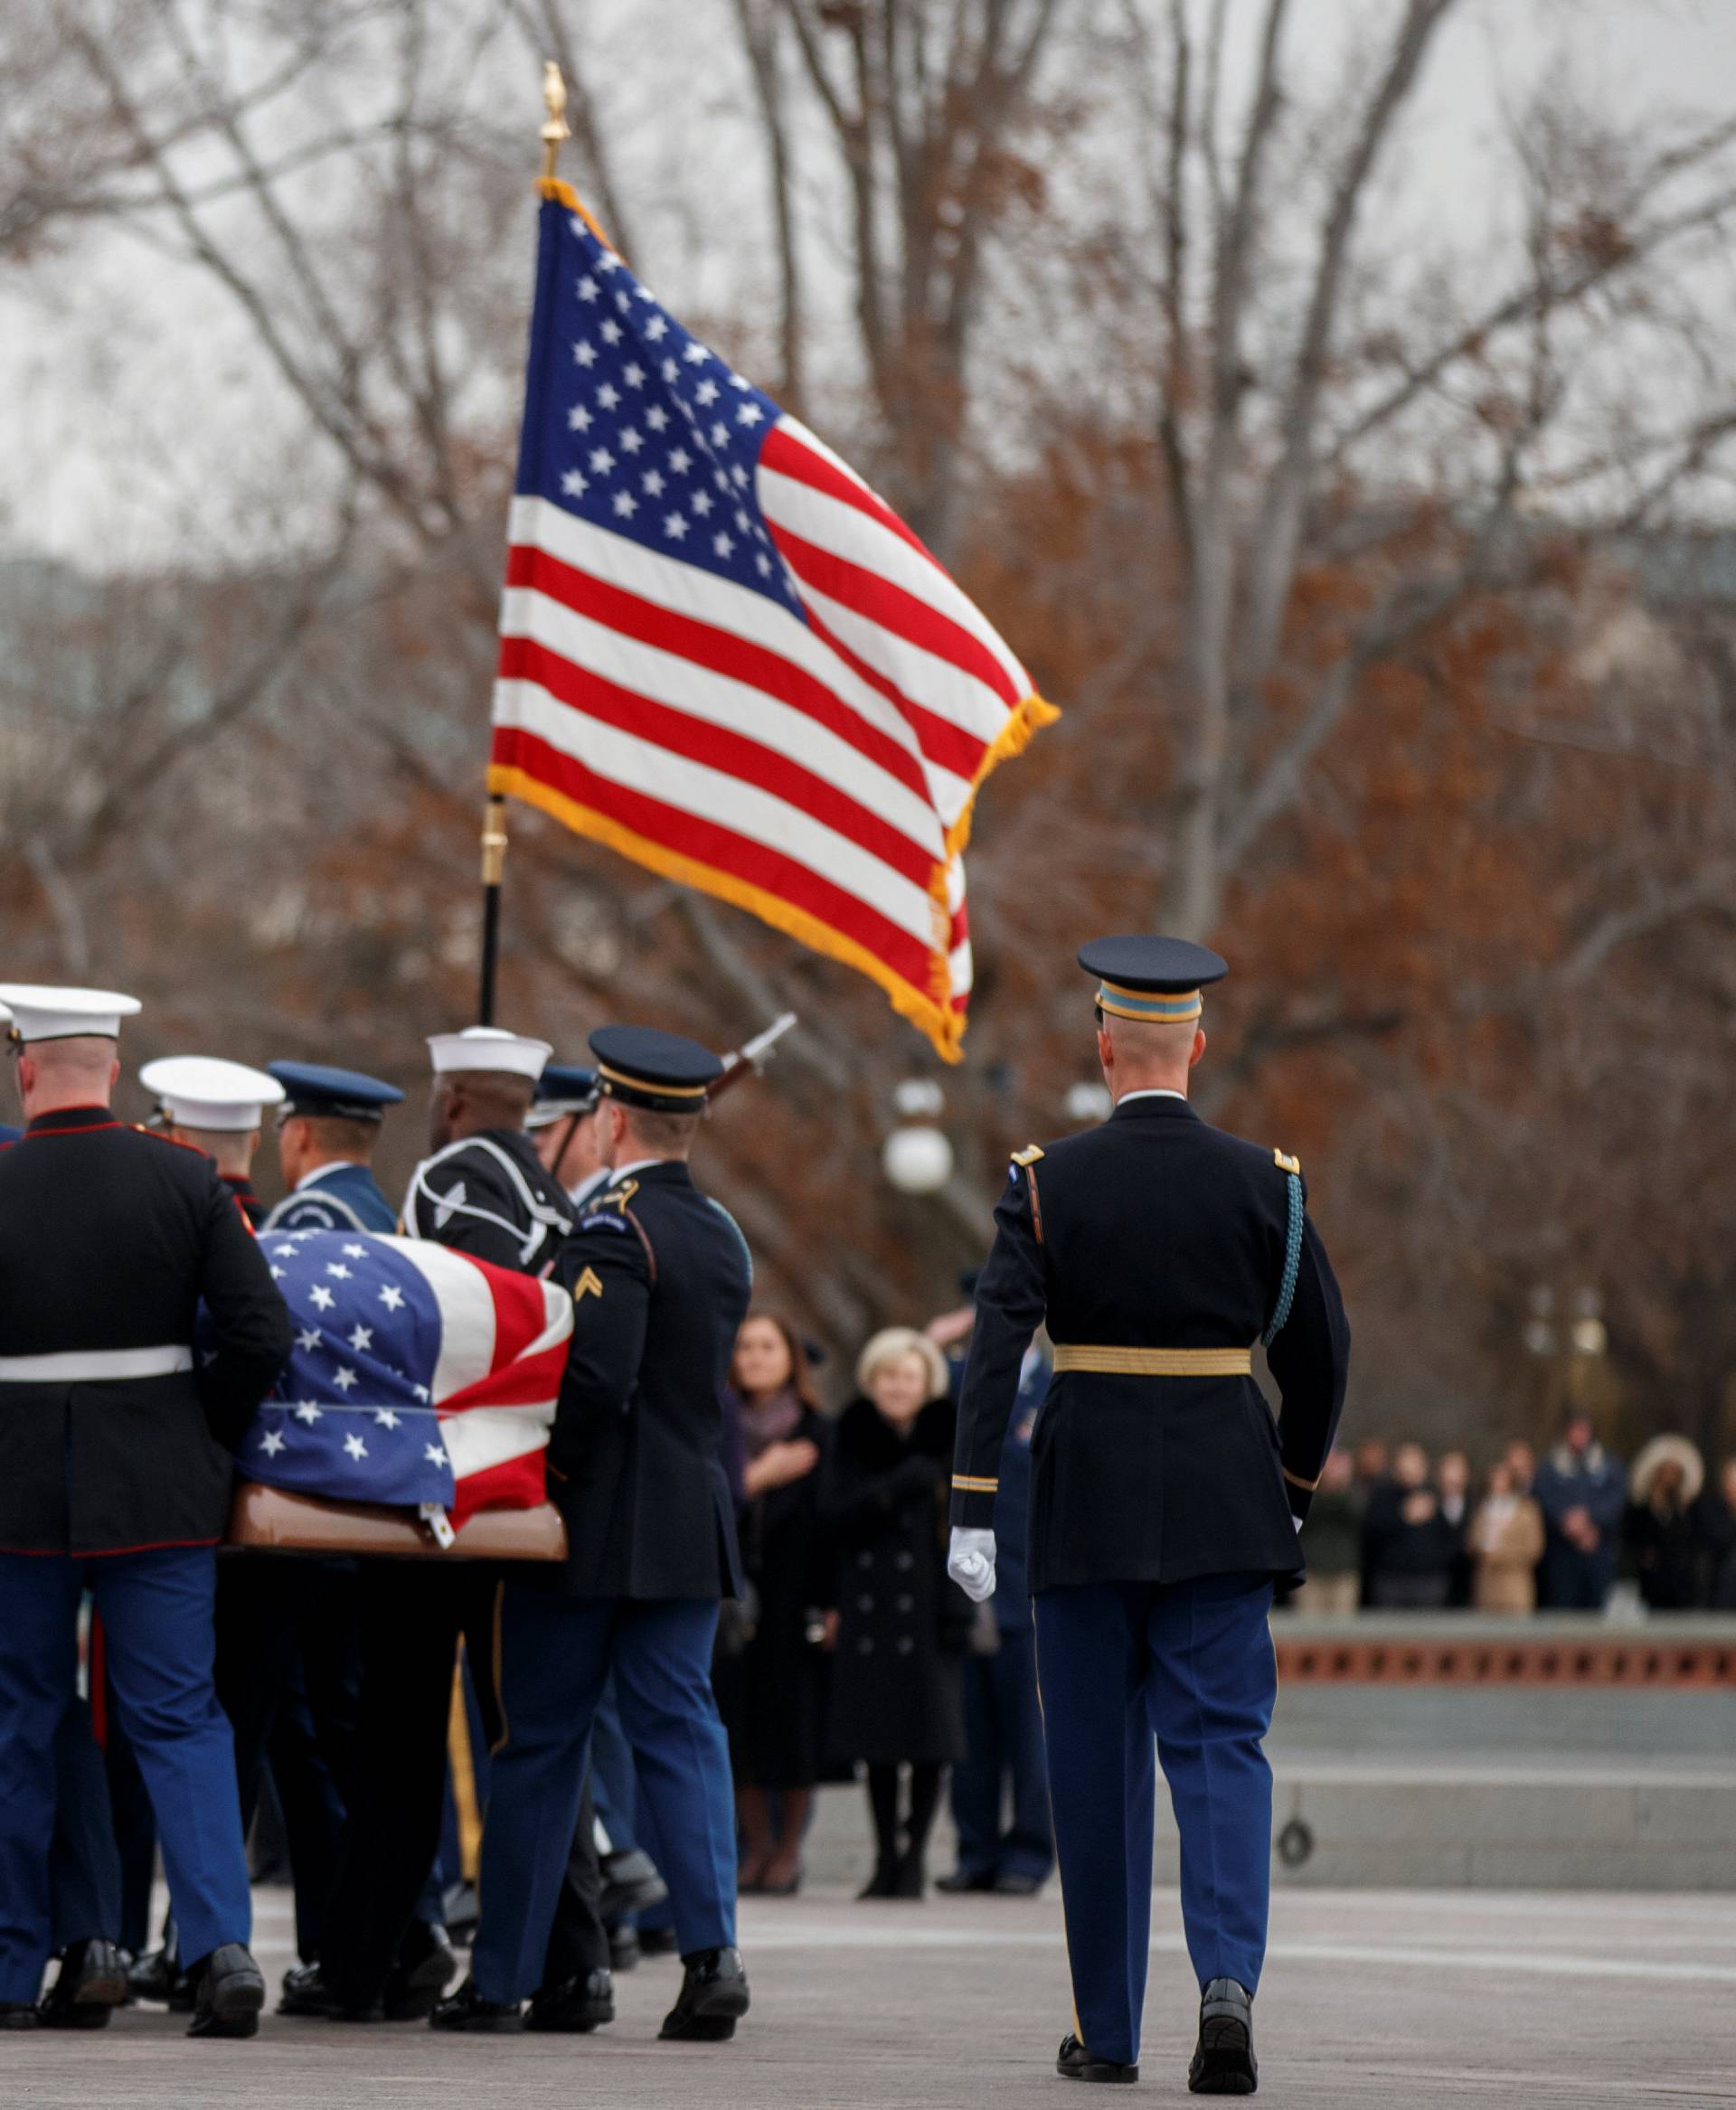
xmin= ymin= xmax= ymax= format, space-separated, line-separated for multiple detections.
xmin=822 ymin=1328 xmax=969 ymax=1899
xmin=713 ymin=1312 xmax=833 ymax=1894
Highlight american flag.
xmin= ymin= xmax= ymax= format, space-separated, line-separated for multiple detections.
xmin=236 ymin=1230 xmax=571 ymax=1531
xmin=488 ymin=181 xmax=1057 ymax=1061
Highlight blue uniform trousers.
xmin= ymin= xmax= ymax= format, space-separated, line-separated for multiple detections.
xmin=0 ymin=1550 xmax=250 ymax=2002
xmin=472 ymin=1589 xmax=735 ymax=2003
xmin=1033 ymin=1571 xmax=1276 ymax=2068
xmin=49 ymin=1695 xmax=122 ymax=1951
xmin=587 ymin=1681 xmax=640 ymax=1856
xmin=951 ymin=1618 xmax=1052 ymax=1885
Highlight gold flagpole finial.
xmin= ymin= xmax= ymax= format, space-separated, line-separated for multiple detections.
xmin=540 ymin=61 xmax=570 ymax=181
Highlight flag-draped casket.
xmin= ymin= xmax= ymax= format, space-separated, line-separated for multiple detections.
xmin=225 ymin=1229 xmax=571 ymax=1557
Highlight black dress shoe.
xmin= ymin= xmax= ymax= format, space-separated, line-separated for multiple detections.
xmin=855 ymin=1861 xmax=899 ymax=1900
xmin=428 ymin=1976 xmax=522 ymax=2031
xmin=637 ymin=1926 xmax=681 ymax=1959
xmin=599 ymin=1848 xmax=669 ymax=1920
xmin=891 ymin=1849 xmax=926 ymax=1899
xmin=1057 ymin=2032 xmax=1138 ymax=2084
xmin=993 ymin=1870 xmax=1045 ymax=1897
xmin=658 ymin=1946 xmax=750 ymax=2042
xmin=382 ymin=1921 xmax=458 ymax=2021
xmin=525 ymin=1967 xmax=614 ymax=2032
xmin=38 ymin=1939 xmax=128 ymax=2029
xmin=128 ymin=1943 xmax=193 ymax=2011
xmin=609 ymin=1926 xmax=642 ymax=1973
xmin=186 ymin=1944 xmax=266 ymax=2040
xmin=1188 ymin=1978 xmax=1257 ymax=2096
xmin=277 ymin=1963 xmax=382 ymax=2022
xmin=935 ymin=1868 xmax=995 ymax=1894
xmin=0 ymin=2002 xmax=39 ymax=2030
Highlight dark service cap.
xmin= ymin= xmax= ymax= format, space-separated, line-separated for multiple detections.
xmin=268 ymin=1060 xmax=404 ymax=1122
xmin=527 ymin=1062 xmax=600 ymax=1129
xmin=590 ymin=1026 xmax=722 ymax=1114
xmin=1077 ymin=935 xmax=1228 ymax=1025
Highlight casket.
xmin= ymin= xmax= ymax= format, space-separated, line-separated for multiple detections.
xmin=226 ymin=1483 xmax=568 ymax=1561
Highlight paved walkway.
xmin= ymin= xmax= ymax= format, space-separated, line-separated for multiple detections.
xmin=5 ymin=1886 xmax=1733 ymax=2107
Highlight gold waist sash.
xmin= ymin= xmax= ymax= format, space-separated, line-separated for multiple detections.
xmin=1051 ymin=1345 xmax=1252 ymax=1377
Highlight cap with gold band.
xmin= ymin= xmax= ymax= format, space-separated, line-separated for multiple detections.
xmin=1077 ymin=936 xmax=1227 ymax=1025
xmin=0 ymin=984 xmax=142 ymax=1044
xmin=589 ymin=1025 xmax=722 ymax=1114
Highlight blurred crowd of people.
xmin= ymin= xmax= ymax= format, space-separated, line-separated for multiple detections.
xmin=715 ymin=1299 xmax=1053 ymax=1902
xmin=712 ymin=1330 xmax=1736 ymax=1899
xmin=1288 ymin=1412 xmax=1736 ymax=1615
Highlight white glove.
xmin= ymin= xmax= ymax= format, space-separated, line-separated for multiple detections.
xmin=948 ymin=1527 xmax=997 ymax=1602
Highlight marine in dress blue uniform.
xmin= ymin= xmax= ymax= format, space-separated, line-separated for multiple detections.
xmin=261 ymin=1062 xmax=404 ymax=1234
xmin=443 ymin=1027 xmax=754 ymax=2044
xmin=948 ymin=939 xmax=1351 ymax=2094
xmin=0 ymin=989 xmax=292 ymax=2040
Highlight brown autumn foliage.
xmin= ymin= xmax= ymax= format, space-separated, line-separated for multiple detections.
xmin=4 ymin=0 xmax=1736 ymax=1458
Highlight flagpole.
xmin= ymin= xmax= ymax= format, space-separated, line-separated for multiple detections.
xmin=477 ymin=63 xmax=571 ymax=1028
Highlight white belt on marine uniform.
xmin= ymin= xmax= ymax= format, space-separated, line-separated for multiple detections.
xmin=0 ymin=1345 xmax=195 ymax=1382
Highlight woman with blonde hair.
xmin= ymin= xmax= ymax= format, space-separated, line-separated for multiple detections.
xmin=821 ymin=1327 xmax=968 ymax=1899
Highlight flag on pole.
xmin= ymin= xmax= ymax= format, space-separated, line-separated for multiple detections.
xmin=488 ymin=180 xmax=1057 ymax=1061
xmin=236 ymin=1230 xmax=571 ymax=1530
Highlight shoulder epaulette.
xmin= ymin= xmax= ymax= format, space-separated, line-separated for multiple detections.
xmin=1273 ymin=1149 xmax=1300 ymax=1175
xmin=1012 ymin=1144 xmax=1044 ymax=1167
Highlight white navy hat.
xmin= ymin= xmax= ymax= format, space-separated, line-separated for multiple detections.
xmin=426 ymin=1025 xmax=552 ymax=1081
xmin=0 ymin=984 xmax=142 ymax=1043
xmin=139 ymin=1055 xmax=287 ymax=1133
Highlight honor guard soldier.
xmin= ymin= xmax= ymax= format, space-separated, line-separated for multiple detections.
xmin=139 ymin=1056 xmax=287 ymax=1228
xmin=404 ymin=1026 xmax=572 ymax=1267
xmin=0 ymin=987 xmax=292 ymax=2039
xmin=525 ymin=1062 xmax=609 ymax=1207
xmin=947 ymin=939 xmax=1351 ymax=2095
xmin=282 ymin=1024 xmax=570 ymax=2026
xmin=439 ymin=1027 xmax=754 ymax=2043
xmin=262 ymin=1062 xmax=404 ymax=1233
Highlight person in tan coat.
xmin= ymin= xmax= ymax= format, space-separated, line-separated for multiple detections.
xmin=1468 ymin=1461 xmax=1546 ymax=1612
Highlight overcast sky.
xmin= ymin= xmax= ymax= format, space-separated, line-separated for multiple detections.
xmin=3 ymin=0 xmax=1732 ymax=570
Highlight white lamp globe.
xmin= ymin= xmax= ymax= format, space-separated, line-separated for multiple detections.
xmin=882 ymin=1124 xmax=955 ymax=1195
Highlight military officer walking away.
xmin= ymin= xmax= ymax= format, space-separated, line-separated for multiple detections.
xmin=437 ymin=1027 xmax=754 ymax=2043
xmin=261 ymin=1061 xmax=405 ymax=1232
xmin=139 ymin=1055 xmax=286 ymax=1227
xmin=0 ymin=987 xmax=292 ymax=2039
xmin=947 ymin=939 xmax=1351 ymax=2095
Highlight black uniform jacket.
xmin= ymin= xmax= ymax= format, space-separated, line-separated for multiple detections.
xmin=403 ymin=1127 xmax=572 ymax=1273
xmin=950 ymin=1094 xmax=1350 ymax=1593
xmin=0 ymin=1107 xmax=293 ymax=1556
xmin=544 ymin=1161 xmax=752 ymax=1601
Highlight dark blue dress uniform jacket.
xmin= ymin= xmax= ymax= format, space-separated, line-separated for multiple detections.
xmin=544 ymin=1162 xmax=752 ymax=1601
xmin=950 ymin=1094 xmax=1350 ymax=1593
xmin=262 ymin=1161 xmax=398 ymax=1235
xmin=0 ymin=1108 xmax=292 ymax=1556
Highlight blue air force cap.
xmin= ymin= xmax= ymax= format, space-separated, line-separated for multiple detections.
xmin=1078 ymin=936 xmax=1228 ymax=1025
xmin=268 ymin=1061 xmax=404 ymax=1124
xmin=526 ymin=1062 xmax=600 ymax=1130
xmin=590 ymin=1026 xmax=722 ymax=1114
